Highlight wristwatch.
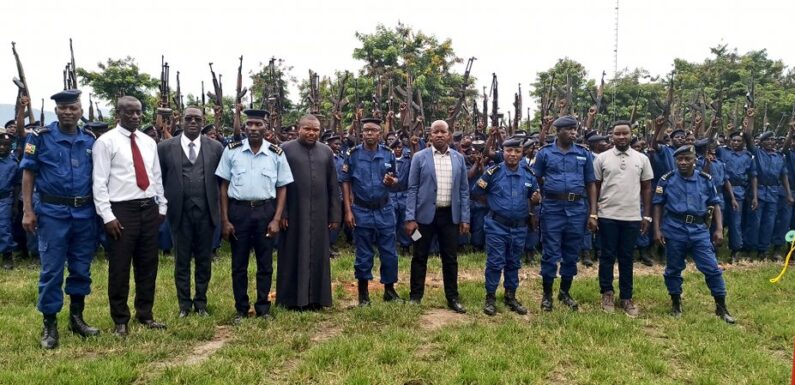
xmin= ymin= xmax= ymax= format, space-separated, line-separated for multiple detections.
xmin=642 ymin=216 xmax=653 ymax=223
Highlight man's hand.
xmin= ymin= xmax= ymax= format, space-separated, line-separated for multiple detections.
xmin=746 ymin=107 xmax=756 ymax=118
xmin=531 ymin=191 xmax=541 ymax=205
xmin=712 ymin=230 xmax=724 ymax=247
xmin=328 ymin=222 xmax=340 ymax=231
xmin=383 ymin=173 xmax=397 ymax=187
xmin=345 ymin=210 xmax=356 ymax=228
xmin=654 ymin=228 xmax=666 ymax=247
xmin=530 ymin=216 xmax=539 ymax=232
xmin=787 ymin=195 xmax=794 ymax=206
xmin=213 ymin=105 xmax=223 ymax=116
xmin=640 ymin=218 xmax=650 ymax=235
xmin=404 ymin=220 xmax=418 ymax=237
xmin=22 ymin=211 xmax=37 ymax=233
xmin=105 ymin=219 xmax=123 ymax=240
xmin=20 ymin=95 xmax=30 ymax=107
xmin=654 ymin=116 xmax=666 ymax=128
xmin=266 ymin=219 xmax=280 ymax=238
xmin=221 ymin=220 xmax=235 ymax=241
xmin=751 ymin=198 xmax=758 ymax=210
xmin=731 ymin=199 xmax=739 ymax=211
xmin=280 ymin=218 xmax=289 ymax=230
xmin=459 ymin=223 xmax=470 ymax=235
xmin=587 ymin=216 xmax=598 ymax=233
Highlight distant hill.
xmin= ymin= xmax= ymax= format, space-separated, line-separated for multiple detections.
xmin=0 ymin=104 xmax=108 ymax=125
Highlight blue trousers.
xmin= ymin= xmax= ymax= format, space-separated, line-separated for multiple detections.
xmin=0 ymin=197 xmax=15 ymax=253
xmin=353 ymin=226 xmax=398 ymax=284
xmin=663 ymin=233 xmax=726 ymax=297
xmin=469 ymin=206 xmax=488 ymax=249
xmin=754 ymin=200 xmax=778 ymax=252
xmin=772 ymin=195 xmax=793 ymax=248
xmin=394 ymin=203 xmax=411 ymax=248
xmin=540 ymin=213 xmax=586 ymax=279
xmin=158 ymin=219 xmax=172 ymax=251
xmin=725 ymin=197 xmax=745 ymax=251
xmin=37 ymin=215 xmax=97 ymax=314
xmin=484 ymin=217 xmax=526 ymax=293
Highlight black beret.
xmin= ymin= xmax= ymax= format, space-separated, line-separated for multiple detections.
xmin=587 ymin=134 xmax=608 ymax=143
xmin=758 ymin=131 xmax=775 ymax=141
xmin=452 ymin=131 xmax=464 ymax=140
xmin=694 ymin=138 xmax=710 ymax=154
xmin=324 ymin=134 xmax=341 ymax=142
xmin=141 ymin=125 xmax=155 ymax=133
xmin=513 ymin=130 xmax=528 ymax=138
xmin=673 ymin=145 xmax=696 ymax=157
xmin=523 ymin=138 xmax=537 ymax=148
xmin=630 ymin=137 xmax=639 ymax=145
xmin=360 ymin=117 xmax=382 ymax=125
xmin=243 ymin=109 xmax=270 ymax=120
xmin=552 ymin=115 xmax=578 ymax=128
xmin=85 ymin=121 xmax=109 ymax=131
xmin=51 ymin=89 xmax=81 ymax=104
xmin=670 ymin=128 xmax=686 ymax=138
xmin=3 ymin=120 xmax=15 ymax=129
xmin=201 ymin=124 xmax=215 ymax=134
xmin=728 ymin=131 xmax=743 ymax=139
xmin=502 ymin=136 xmax=523 ymax=148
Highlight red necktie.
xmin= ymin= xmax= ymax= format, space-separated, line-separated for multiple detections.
xmin=130 ymin=133 xmax=150 ymax=191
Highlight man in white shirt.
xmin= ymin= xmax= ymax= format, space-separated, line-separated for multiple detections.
xmin=93 ymin=96 xmax=168 ymax=336
xmin=593 ymin=121 xmax=654 ymax=317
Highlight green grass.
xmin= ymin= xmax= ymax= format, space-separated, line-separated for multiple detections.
xmin=0 ymin=246 xmax=793 ymax=384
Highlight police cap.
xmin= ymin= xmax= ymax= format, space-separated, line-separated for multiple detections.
xmin=50 ymin=89 xmax=81 ymax=104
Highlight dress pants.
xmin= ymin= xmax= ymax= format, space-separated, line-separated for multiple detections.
xmin=229 ymin=201 xmax=275 ymax=315
xmin=172 ymin=205 xmax=214 ymax=312
xmin=108 ymin=199 xmax=160 ymax=324
xmin=409 ymin=207 xmax=460 ymax=302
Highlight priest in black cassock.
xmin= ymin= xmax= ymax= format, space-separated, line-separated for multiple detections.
xmin=276 ymin=115 xmax=341 ymax=309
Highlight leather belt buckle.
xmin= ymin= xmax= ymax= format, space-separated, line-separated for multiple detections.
xmin=567 ymin=193 xmax=576 ymax=202
xmin=685 ymin=215 xmax=694 ymax=224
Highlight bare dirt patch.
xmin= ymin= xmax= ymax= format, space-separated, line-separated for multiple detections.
xmin=418 ymin=308 xmax=467 ymax=331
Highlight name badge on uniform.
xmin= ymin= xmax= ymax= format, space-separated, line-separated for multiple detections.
xmin=576 ymin=156 xmax=586 ymax=161
xmin=384 ymin=162 xmax=391 ymax=168
xmin=341 ymin=164 xmax=349 ymax=173
xmin=477 ymin=179 xmax=488 ymax=189
xmin=524 ymin=182 xmax=532 ymax=188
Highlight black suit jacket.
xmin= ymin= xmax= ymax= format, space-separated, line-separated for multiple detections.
xmin=157 ymin=134 xmax=224 ymax=227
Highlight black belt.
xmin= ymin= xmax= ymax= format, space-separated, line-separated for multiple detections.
xmin=490 ymin=213 xmax=527 ymax=228
xmin=230 ymin=199 xmax=273 ymax=207
xmin=545 ymin=193 xmax=584 ymax=202
xmin=0 ymin=190 xmax=12 ymax=198
xmin=667 ymin=212 xmax=706 ymax=225
xmin=759 ymin=182 xmax=780 ymax=187
xmin=41 ymin=193 xmax=92 ymax=208
xmin=729 ymin=178 xmax=746 ymax=187
xmin=354 ymin=196 xmax=389 ymax=210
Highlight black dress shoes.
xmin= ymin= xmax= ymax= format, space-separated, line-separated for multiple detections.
xmin=40 ymin=317 xmax=58 ymax=349
xmin=195 ymin=308 xmax=209 ymax=317
xmin=114 ymin=323 xmax=128 ymax=337
xmin=178 ymin=309 xmax=190 ymax=318
xmin=447 ymin=299 xmax=466 ymax=314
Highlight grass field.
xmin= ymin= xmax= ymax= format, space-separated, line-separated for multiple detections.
xmin=0 ymin=247 xmax=793 ymax=385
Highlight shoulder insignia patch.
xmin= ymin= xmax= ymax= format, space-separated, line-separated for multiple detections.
xmin=24 ymin=143 xmax=36 ymax=155
xmin=31 ymin=127 xmax=50 ymax=136
xmin=347 ymin=146 xmax=359 ymax=156
xmin=227 ymin=141 xmax=243 ymax=150
xmin=477 ymin=178 xmax=488 ymax=189
xmin=486 ymin=165 xmax=498 ymax=175
xmin=660 ymin=171 xmax=674 ymax=181
xmin=655 ymin=186 xmax=663 ymax=194
xmin=341 ymin=163 xmax=349 ymax=173
xmin=268 ymin=143 xmax=283 ymax=155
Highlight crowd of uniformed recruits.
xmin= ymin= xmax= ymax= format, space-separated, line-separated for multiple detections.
xmin=3 ymin=85 xmax=791 ymax=349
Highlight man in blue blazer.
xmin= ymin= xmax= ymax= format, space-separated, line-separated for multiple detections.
xmin=405 ymin=120 xmax=470 ymax=313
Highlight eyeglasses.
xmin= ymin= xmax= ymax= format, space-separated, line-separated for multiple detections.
xmin=184 ymin=116 xmax=202 ymax=122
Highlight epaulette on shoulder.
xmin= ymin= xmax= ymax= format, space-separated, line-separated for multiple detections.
xmin=269 ymin=143 xmax=283 ymax=155
xmin=82 ymin=129 xmax=96 ymax=139
xmin=486 ymin=165 xmax=499 ymax=175
xmin=31 ymin=127 xmax=50 ymax=136
xmin=575 ymin=143 xmax=588 ymax=149
xmin=227 ymin=141 xmax=243 ymax=150
xmin=660 ymin=171 xmax=674 ymax=181
xmin=539 ymin=143 xmax=552 ymax=149
xmin=698 ymin=170 xmax=712 ymax=180
xmin=347 ymin=146 xmax=359 ymax=156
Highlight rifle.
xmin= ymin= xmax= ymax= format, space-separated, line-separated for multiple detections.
xmin=173 ymin=71 xmax=183 ymax=115
xmin=201 ymin=81 xmax=206 ymax=116
xmin=386 ymin=78 xmax=396 ymax=133
xmin=39 ymin=99 xmax=45 ymax=126
xmin=512 ymin=83 xmax=521 ymax=135
xmin=159 ymin=56 xmax=170 ymax=108
xmin=308 ymin=69 xmax=320 ymax=115
xmin=207 ymin=62 xmax=223 ymax=107
xmin=629 ymin=89 xmax=641 ymax=126
xmin=472 ymin=97 xmax=480 ymax=132
xmin=743 ymin=74 xmax=756 ymax=134
xmin=415 ymin=87 xmax=425 ymax=126
xmin=11 ymin=42 xmax=36 ymax=123
xmin=709 ymin=88 xmax=723 ymax=136
xmin=490 ymin=73 xmax=499 ymax=128
xmin=88 ymin=93 xmax=95 ymax=121
xmin=96 ymin=101 xmax=104 ymax=121
xmin=482 ymin=86 xmax=488 ymax=129
xmin=372 ymin=75 xmax=382 ymax=117
xmin=235 ymin=56 xmax=248 ymax=110
xmin=446 ymin=57 xmax=475 ymax=127
xmin=329 ymin=72 xmax=349 ymax=134
xmin=663 ymin=70 xmax=675 ymax=128
xmin=68 ymin=38 xmax=77 ymax=89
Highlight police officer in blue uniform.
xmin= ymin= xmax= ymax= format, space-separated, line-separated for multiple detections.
xmin=652 ymin=145 xmax=735 ymax=324
xmin=324 ymin=133 xmax=346 ymax=256
xmin=472 ymin=137 xmax=538 ymax=316
xmin=774 ymin=127 xmax=795 ymax=257
xmin=19 ymin=90 xmax=100 ymax=349
xmin=532 ymin=115 xmax=598 ymax=312
xmin=389 ymin=138 xmax=412 ymax=255
xmin=215 ymin=109 xmax=293 ymax=324
xmin=744 ymin=130 xmax=793 ymax=260
xmin=0 ymin=128 xmax=19 ymax=269
xmin=715 ymin=131 xmax=757 ymax=262
xmin=340 ymin=117 xmax=404 ymax=306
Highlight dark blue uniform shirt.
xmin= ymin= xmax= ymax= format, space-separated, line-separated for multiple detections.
xmin=472 ymin=162 xmax=537 ymax=221
xmin=653 ymin=170 xmax=721 ymax=240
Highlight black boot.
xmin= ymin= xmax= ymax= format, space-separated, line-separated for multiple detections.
xmin=41 ymin=314 xmax=58 ymax=349
xmin=714 ymin=296 xmax=736 ymax=324
xmin=770 ymin=247 xmax=783 ymax=262
xmin=483 ymin=293 xmax=497 ymax=316
xmin=382 ymin=283 xmax=403 ymax=302
xmin=580 ymin=251 xmax=594 ymax=267
xmin=504 ymin=289 xmax=527 ymax=315
xmin=540 ymin=278 xmax=554 ymax=312
xmin=68 ymin=296 xmax=99 ymax=337
xmin=730 ymin=250 xmax=740 ymax=265
xmin=558 ymin=278 xmax=578 ymax=311
xmin=638 ymin=247 xmax=654 ymax=267
xmin=2 ymin=251 xmax=12 ymax=270
xmin=357 ymin=280 xmax=370 ymax=307
xmin=670 ymin=294 xmax=682 ymax=318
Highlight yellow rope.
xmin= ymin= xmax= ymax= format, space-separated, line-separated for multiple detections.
xmin=769 ymin=239 xmax=794 ymax=284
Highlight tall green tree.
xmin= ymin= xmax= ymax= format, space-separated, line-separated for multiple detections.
xmin=77 ymin=57 xmax=159 ymax=121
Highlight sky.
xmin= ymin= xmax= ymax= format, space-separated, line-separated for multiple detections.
xmin=1 ymin=0 xmax=793 ymax=120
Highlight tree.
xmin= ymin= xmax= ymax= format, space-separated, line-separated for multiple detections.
xmin=76 ymin=57 xmax=159 ymax=121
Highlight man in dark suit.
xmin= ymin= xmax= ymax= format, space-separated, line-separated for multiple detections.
xmin=158 ymin=107 xmax=223 ymax=317
xmin=405 ymin=120 xmax=470 ymax=313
